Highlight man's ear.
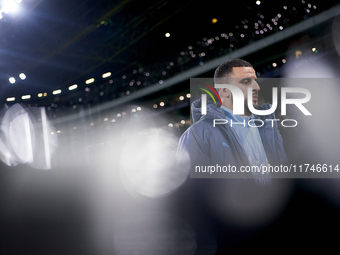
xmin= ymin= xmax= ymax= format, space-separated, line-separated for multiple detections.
xmin=219 ymin=88 xmax=230 ymax=98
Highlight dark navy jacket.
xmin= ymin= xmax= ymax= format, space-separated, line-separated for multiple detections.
xmin=177 ymin=99 xmax=288 ymax=175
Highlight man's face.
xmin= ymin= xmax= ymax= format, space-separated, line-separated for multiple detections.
xmin=219 ymin=66 xmax=260 ymax=116
xmin=230 ymin=66 xmax=260 ymax=108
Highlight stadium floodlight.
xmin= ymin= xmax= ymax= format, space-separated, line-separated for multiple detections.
xmin=68 ymin=84 xmax=78 ymax=90
xmin=9 ymin=77 xmax=15 ymax=84
xmin=102 ymin=72 xmax=111 ymax=78
xmin=52 ymin=89 xmax=62 ymax=95
xmin=85 ymin=78 xmax=95 ymax=84
xmin=19 ymin=73 xmax=26 ymax=80
xmin=21 ymin=95 xmax=31 ymax=100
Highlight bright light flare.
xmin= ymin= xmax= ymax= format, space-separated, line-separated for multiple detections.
xmin=2 ymin=0 xmax=20 ymax=14
xmin=102 ymin=72 xmax=111 ymax=78
xmin=85 ymin=78 xmax=95 ymax=84
xmin=68 ymin=84 xmax=78 ymax=90
xmin=21 ymin=95 xmax=31 ymax=100
xmin=9 ymin=77 xmax=15 ymax=84
xmin=19 ymin=73 xmax=26 ymax=80
xmin=165 ymin=32 xmax=170 ymax=37
xmin=52 ymin=89 xmax=62 ymax=95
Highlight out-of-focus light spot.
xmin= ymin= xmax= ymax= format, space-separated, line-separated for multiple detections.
xmin=21 ymin=95 xmax=31 ymax=100
xmin=153 ymin=104 xmax=158 ymax=108
xmin=38 ymin=93 xmax=43 ymax=97
xmin=102 ymin=72 xmax=111 ymax=78
xmin=283 ymin=6 xmax=287 ymax=9
xmin=90 ymin=123 xmax=94 ymax=126
xmin=57 ymin=130 xmax=61 ymax=134
xmin=6 ymin=97 xmax=15 ymax=102
xmin=211 ymin=18 xmax=218 ymax=24
xmin=179 ymin=96 xmax=184 ymax=101
xmin=272 ymin=63 xmax=277 ymax=67
xmin=312 ymin=47 xmax=317 ymax=52
xmin=295 ymin=50 xmax=302 ymax=59
xmin=85 ymin=87 xmax=90 ymax=92
xmin=73 ymin=127 xmax=77 ymax=130
xmin=306 ymin=9 xmax=310 ymax=13
xmin=308 ymin=3 xmax=311 ymax=8
xmin=279 ymin=26 xmax=283 ymax=30
xmin=186 ymin=93 xmax=191 ymax=98
xmin=132 ymin=108 xmax=136 ymax=113
xmin=256 ymin=0 xmax=261 ymax=5
xmin=111 ymin=119 xmax=116 ymax=122
xmin=79 ymin=98 xmax=82 ymax=102
xmin=240 ymin=34 xmax=245 ymax=38
xmin=159 ymin=80 xmax=163 ymax=84
xmin=117 ymin=113 xmax=121 ymax=117
xmin=104 ymin=118 xmax=108 ymax=121
xmin=9 ymin=77 xmax=15 ymax=84
xmin=2 ymin=0 xmax=20 ymax=13
xmin=282 ymin=59 xmax=286 ymax=63
xmin=19 ymin=73 xmax=26 ymax=80
xmin=73 ymin=105 xmax=76 ymax=109
xmin=313 ymin=5 xmax=317 ymax=9
xmin=51 ymin=132 xmax=54 ymax=135
xmin=165 ymin=32 xmax=170 ymax=37
xmin=52 ymin=89 xmax=61 ymax=95
xmin=229 ymin=32 xmax=233 ymax=36
xmin=137 ymin=107 xmax=141 ymax=111
xmin=85 ymin=78 xmax=95 ymax=84
xmin=181 ymin=120 xmax=185 ymax=124
xmin=68 ymin=84 xmax=78 ymax=90
xmin=244 ymin=25 xmax=248 ymax=29
xmin=126 ymin=90 xmax=130 ymax=95
xmin=122 ymin=75 xmax=126 ymax=79
xmin=160 ymin=102 xmax=165 ymax=107
xmin=122 ymin=112 xmax=126 ymax=116
xmin=168 ymin=123 xmax=173 ymax=127
xmin=162 ymin=71 xmax=166 ymax=75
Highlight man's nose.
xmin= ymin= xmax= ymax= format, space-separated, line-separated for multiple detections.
xmin=252 ymin=80 xmax=260 ymax=91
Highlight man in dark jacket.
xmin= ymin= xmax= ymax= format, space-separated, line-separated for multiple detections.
xmin=177 ymin=59 xmax=288 ymax=183
xmin=175 ymin=60 xmax=292 ymax=251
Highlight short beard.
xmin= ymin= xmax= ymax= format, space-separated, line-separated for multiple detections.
xmin=231 ymin=95 xmax=258 ymax=116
